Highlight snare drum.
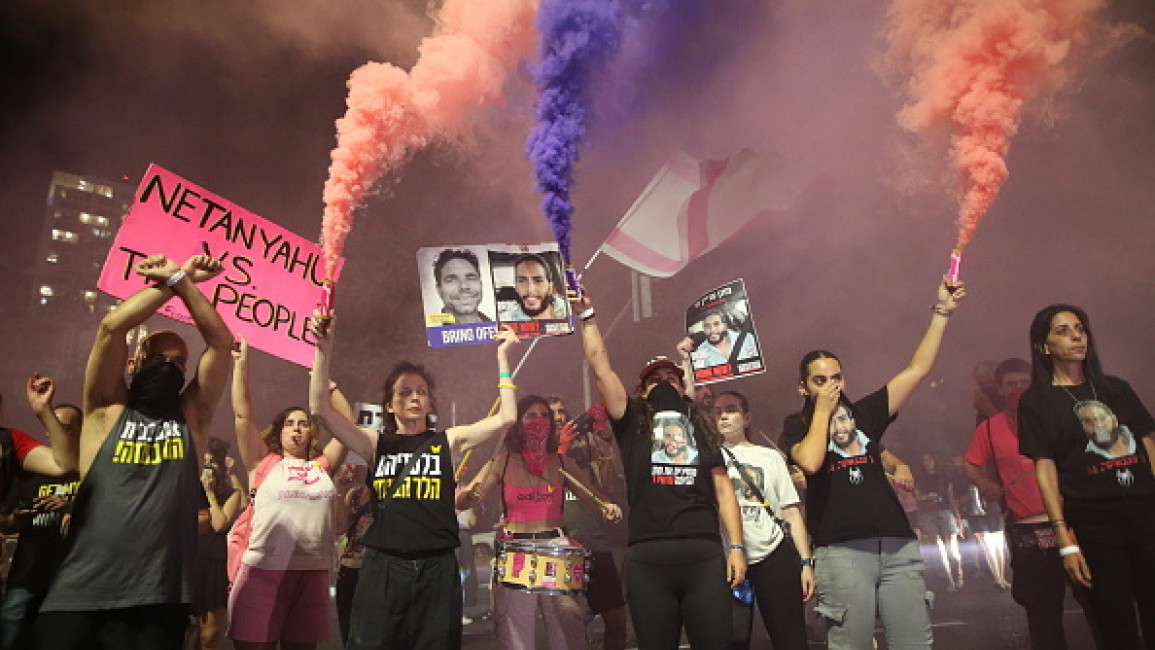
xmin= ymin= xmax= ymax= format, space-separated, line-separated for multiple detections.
xmin=495 ymin=538 xmax=590 ymax=595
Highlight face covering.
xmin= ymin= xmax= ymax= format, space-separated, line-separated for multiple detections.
xmin=521 ymin=417 xmax=551 ymax=477
xmin=128 ymin=361 xmax=185 ymax=417
xmin=646 ymin=380 xmax=688 ymax=416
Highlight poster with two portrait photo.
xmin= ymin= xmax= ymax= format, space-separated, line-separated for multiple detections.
xmin=416 ymin=242 xmax=574 ymax=348
xmin=685 ymin=278 xmax=765 ymax=385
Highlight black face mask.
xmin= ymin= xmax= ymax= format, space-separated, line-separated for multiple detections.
xmin=128 ymin=361 xmax=185 ymax=417
xmin=646 ymin=380 xmax=688 ymax=416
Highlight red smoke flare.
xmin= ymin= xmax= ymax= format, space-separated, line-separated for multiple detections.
xmin=886 ymin=0 xmax=1102 ymax=249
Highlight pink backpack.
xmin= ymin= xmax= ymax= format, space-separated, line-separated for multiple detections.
xmin=226 ymin=453 xmax=281 ymax=586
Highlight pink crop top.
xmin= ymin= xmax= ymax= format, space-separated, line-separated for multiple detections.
xmin=503 ymin=483 xmax=565 ymax=523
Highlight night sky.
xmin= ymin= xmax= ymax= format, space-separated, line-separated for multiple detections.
xmin=2 ymin=0 xmax=1153 ymax=462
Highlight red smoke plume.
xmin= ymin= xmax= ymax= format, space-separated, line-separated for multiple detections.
xmin=885 ymin=0 xmax=1102 ymax=248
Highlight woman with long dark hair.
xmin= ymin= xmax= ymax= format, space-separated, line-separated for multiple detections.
xmin=779 ymin=280 xmax=964 ymax=650
xmin=572 ymin=287 xmax=746 ymax=649
xmin=309 ymin=318 xmax=520 ymax=649
xmin=228 ymin=337 xmax=349 ymax=650
xmin=458 ymin=395 xmax=621 ymax=649
xmin=714 ymin=390 xmax=813 ymax=650
xmin=1018 ymin=304 xmax=1155 ymax=649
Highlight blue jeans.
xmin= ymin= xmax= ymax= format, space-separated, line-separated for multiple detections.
xmin=814 ymin=537 xmax=932 ymax=650
xmin=1 ymin=587 xmax=37 ymax=649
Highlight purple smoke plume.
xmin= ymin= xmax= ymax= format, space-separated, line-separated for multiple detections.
xmin=526 ymin=0 xmax=623 ymax=271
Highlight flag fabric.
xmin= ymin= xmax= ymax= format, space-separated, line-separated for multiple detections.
xmin=600 ymin=149 xmax=809 ymax=278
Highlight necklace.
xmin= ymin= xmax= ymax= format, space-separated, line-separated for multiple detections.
xmin=1057 ymin=379 xmax=1097 ymax=404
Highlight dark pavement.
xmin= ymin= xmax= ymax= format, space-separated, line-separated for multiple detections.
xmin=219 ymin=538 xmax=1101 ymax=649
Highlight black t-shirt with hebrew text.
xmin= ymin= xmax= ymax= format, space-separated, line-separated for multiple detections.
xmin=611 ymin=398 xmax=723 ymax=545
xmin=780 ymin=386 xmax=914 ymax=547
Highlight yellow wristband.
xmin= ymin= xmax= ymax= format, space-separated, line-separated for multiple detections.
xmin=498 ymin=382 xmax=517 ymax=390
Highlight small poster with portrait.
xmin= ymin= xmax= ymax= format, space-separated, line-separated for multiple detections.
xmin=417 ymin=246 xmax=499 ymax=348
xmin=488 ymin=242 xmax=574 ymax=340
xmin=685 ymin=278 xmax=765 ymax=385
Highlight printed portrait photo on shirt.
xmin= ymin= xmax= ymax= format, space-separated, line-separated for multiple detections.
xmin=650 ymin=411 xmax=699 ymax=466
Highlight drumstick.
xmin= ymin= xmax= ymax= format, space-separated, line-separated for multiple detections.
xmin=558 ymin=468 xmax=605 ymax=509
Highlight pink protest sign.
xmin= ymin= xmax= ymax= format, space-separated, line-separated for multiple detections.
xmin=97 ymin=164 xmax=344 ymax=367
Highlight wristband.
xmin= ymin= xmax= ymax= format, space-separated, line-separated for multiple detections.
xmin=578 ymin=307 xmax=595 ymax=321
xmin=165 ymin=269 xmax=187 ymax=287
xmin=499 ymin=371 xmax=512 ymax=379
xmin=801 ymin=557 xmax=816 ymax=568
xmin=728 ymin=543 xmax=745 ymax=552
xmin=498 ymin=382 xmax=517 ymax=390
xmin=929 ymin=304 xmax=951 ymax=317
xmin=1058 ymin=545 xmax=1081 ymax=557
xmin=1050 ymin=519 xmax=1067 ymax=529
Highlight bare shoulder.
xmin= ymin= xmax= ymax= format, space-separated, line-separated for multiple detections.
xmin=78 ymin=404 xmax=125 ymax=476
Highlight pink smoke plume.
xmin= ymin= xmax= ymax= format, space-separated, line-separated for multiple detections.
xmin=885 ymin=0 xmax=1102 ymax=249
xmin=320 ymin=0 xmax=539 ymax=278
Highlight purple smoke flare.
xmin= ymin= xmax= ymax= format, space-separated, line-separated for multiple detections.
xmin=526 ymin=0 xmax=623 ymax=271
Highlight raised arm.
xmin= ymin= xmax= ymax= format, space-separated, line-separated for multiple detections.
xmin=173 ymin=255 xmax=234 ymax=459
xmin=84 ymin=255 xmax=187 ymax=418
xmin=321 ymin=387 xmax=353 ymax=470
xmin=231 ymin=337 xmax=268 ymax=475
xmin=676 ymin=337 xmax=697 ymax=401
xmin=885 ymin=280 xmax=965 ymax=416
xmin=571 ymin=287 xmax=629 ymax=420
xmin=25 ymin=374 xmax=77 ymax=475
xmin=446 ymin=327 xmax=520 ymax=454
xmin=309 ymin=317 xmax=377 ymax=463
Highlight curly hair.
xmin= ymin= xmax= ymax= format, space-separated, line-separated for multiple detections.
xmin=262 ymin=406 xmax=323 ymax=460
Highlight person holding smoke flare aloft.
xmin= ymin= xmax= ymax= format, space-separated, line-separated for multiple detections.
xmin=227 ymin=336 xmax=349 ymax=650
xmin=572 ymin=285 xmax=746 ymax=650
xmin=1018 ymin=304 xmax=1155 ymax=649
xmin=309 ymin=315 xmax=520 ymax=650
xmin=457 ymin=395 xmax=622 ymax=650
xmin=780 ymin=279 xmax=965 ymax=650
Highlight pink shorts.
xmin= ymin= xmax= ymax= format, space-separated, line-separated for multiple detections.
xmin=227 ymin=564 xmax=331 ymax=643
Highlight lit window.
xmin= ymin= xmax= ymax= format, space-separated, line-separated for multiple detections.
xmin=96 ymin=215 xmax=109 ymax=226
xmin=83 ymin=291 xmax=97 ymax=302
xmin=46 ymin=254 xmax=58 ymax=263
xmin=40 ymin=298 xmax=48 ymax=306
xmin=51 ymin=229 xmax=78 ymax=243
xmin=97 ymin=185 xmax=113 ymax=198
xmin=39 ymin=285 xmax=54 ymax=297
xmin=79 ymin=213 xmax=92 ymax=224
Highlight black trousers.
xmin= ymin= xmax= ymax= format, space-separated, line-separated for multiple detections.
xmin=335 ymin=565 xmax=360 ymax=647
xmin=33 ymin=604 xmax=189 ymax=650
xmin=1068 ymin=497 xmax=1155 ymax=650
xmin=626 ymin=539 xmax=732 ymax=650
xmin=347 ymin=548 xmax=462 ymax=650
xmin=1008 ymin=522 xmax=1096 ymax=650
xmin=732 ymin=541 xmax=808 ymax=650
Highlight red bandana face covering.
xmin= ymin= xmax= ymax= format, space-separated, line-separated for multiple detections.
xmin=521 ymin=418 xmax=551 ymax=477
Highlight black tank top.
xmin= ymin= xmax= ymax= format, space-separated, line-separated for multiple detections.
xmin=41 ymin=407 xmax=200 ymax=611
xmin=362 ymin=429 xmax=458 ymax=554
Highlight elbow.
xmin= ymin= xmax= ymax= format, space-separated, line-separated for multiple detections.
xmin=795 ymin=457 xmax=822 ymax=475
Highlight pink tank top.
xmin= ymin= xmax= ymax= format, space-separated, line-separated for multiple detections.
xmin=503 ymin=482 xmax=565 ymax=522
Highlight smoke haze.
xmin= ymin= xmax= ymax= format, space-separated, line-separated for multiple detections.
xmin=1 ymin=0 xmax=1152 ymax=460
